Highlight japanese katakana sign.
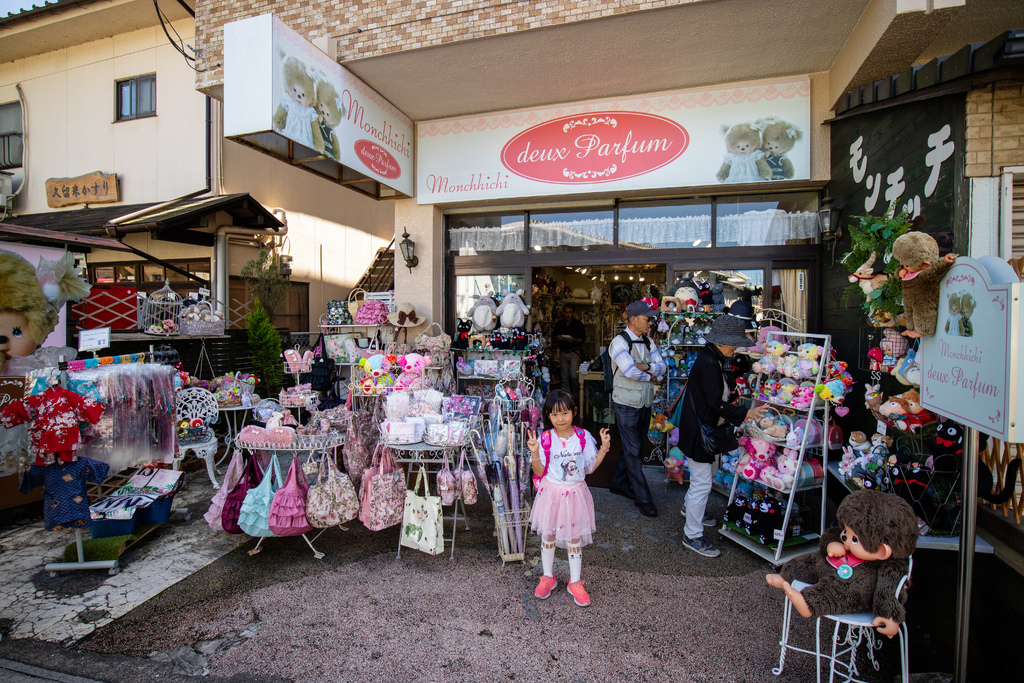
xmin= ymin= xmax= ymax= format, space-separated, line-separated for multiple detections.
xmin=45 ymin=171 xmax=119 ymax=208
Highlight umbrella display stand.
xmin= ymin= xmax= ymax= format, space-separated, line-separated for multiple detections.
xmin=492 ymin=500 xmax=531 ymax=564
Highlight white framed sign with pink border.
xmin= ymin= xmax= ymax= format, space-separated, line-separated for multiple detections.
xmin=919 ymin=256 xmax=1024 ymax=441
xmin=417 ymin=77 xmax=810 ymax=203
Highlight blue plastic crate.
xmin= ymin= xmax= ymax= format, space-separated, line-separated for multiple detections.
xmin=135 ymin=496 xmax=173 ymax=525
xmin=90 ymin=514 xmax=136 ymax=539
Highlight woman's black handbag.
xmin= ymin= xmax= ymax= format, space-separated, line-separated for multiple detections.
xmin=301 ymin=336 xmax=335 ymax=392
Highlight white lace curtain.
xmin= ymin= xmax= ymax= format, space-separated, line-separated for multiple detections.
xmin=449 ymin=210 xmax=818 ymax=252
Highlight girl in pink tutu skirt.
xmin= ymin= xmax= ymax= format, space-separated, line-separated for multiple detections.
xmin=528 ymin=389 xmax=610 ymax=607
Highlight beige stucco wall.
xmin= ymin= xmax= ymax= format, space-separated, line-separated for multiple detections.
xmin=221 ymin=141 xmax=395 ymax=330
xmin=0 ymin=19 xmax=208 ymax=215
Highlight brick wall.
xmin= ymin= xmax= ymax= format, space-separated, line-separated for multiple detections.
xmin=196 ymin=0 xmax=688 ymax=93
xmin=965 ymin=77 xmax=1024 ymax=178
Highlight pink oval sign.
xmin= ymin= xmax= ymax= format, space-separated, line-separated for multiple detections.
xmin=354 ymin=140 xmax=401 ymax=179
xmin=500 ymin=112 xmax=688 ymax=184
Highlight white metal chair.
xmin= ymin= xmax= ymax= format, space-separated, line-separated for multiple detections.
xmin=773 ymin=557 xmax=913 ymax=683
xmin=175 ymin=387 xmax=222 ymax=489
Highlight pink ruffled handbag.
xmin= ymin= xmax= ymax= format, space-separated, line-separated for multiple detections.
xmin=268 ymin=455 xmax=315 ymax=536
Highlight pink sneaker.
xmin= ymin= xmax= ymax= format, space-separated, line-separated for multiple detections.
xmin=535 ymin=575 xmax=558 ymax=599
xmin=567 ymin=580 xmax=590 ymax=607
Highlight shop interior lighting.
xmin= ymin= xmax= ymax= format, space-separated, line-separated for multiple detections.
xmin=614 ymin=275 xmax=619 ymax=280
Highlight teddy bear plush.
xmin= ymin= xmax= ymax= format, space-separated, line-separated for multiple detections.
xmin=395 ymin=353 xmax=432 ymax=390
xmin=717 ymin=122 xmax=772 ymax=183
xmin=767 ymin=489 xmax=919 ymax=637
xmin=495 ymin=290 xmax=530 ymax=329
xmin=891 ymin=232 xmax=958 ymax=338
xmin=754 ymin=117 xmax=803 ymax=180
xmin=957 ymin=293 xmax=976 ymax=337
xmin=467 ymin=295 xmax=497 ymax=332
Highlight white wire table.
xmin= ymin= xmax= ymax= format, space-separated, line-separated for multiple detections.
xmin=387 ymin=440 xmax=471 ymax=561
xmin=234 ymin=433 xmax=346 ymax=559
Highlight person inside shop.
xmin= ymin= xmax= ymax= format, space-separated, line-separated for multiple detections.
xmin=553 ymin=303 xmax=587 ymax=397
xmin=607 ymin=300 xmax=666 ymax=517
xmin=677 ymin=314 xmax=768 ymax=557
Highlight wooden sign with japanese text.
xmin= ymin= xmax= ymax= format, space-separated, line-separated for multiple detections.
xmin=45 ymin=171 xmax=119 ymax=208
xmin=919 ymin=256 xmax=1023 ymax=441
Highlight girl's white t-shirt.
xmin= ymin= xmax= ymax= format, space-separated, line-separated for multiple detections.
xmin=543 ymin=429 xmax=598 ymax=484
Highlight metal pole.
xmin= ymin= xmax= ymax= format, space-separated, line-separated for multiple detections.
xmin=954 ymin=427 xmax=980 ymax=682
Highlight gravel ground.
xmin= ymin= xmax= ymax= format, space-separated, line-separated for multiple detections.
xmin=63 ymin=480 xmax=907 ymax=683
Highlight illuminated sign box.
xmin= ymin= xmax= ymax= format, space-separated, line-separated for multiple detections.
xmin=224 ymin=14 xmax=414 ymax=199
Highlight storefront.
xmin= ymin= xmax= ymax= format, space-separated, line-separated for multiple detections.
xmin=417 ymin=78 xmax=829 ymax=384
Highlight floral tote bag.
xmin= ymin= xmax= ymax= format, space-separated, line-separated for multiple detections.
xmin=306 ymin=452 xmax=359 ymax=528
xmin=414 ymin=322 xmax=451 ymax=357
xmin=358 ymin=444 xmax=406 ymax=532
xmin=400 ymin=465 xmax=444 ymax=556
xmin=437 ymin=450 xmax=458 ymax=506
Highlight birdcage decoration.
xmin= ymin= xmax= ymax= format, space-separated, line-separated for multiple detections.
xmin=138 ymin=281 xmax=184 ymax=335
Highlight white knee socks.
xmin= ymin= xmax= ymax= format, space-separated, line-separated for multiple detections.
xmin=541 ymin=537 xmax=556 ymax=577
xmin=568 ymin=545 xmax=582 ymax=583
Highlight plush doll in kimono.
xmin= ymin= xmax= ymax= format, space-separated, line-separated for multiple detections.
xmin=467 ymin=295 xmax=497 ymax=332
xmin=495 ymin=290 xmax=530 ymax=329
xmin=766 ymin=489 xmax=918 ymax=638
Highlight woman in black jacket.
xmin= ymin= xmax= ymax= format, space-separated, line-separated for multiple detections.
xmin=678 ymin=314 xmax=767 ymax=557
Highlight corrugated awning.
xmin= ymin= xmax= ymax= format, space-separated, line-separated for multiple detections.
xmin=0 ymin=222 xmax=132 ymax=251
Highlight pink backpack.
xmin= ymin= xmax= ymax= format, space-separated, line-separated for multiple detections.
xmin=533 ymin=427 xmax=587 ymax=488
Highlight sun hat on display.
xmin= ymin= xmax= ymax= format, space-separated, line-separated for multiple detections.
xmin=625 ymin=300 xmax=659 ymax=319
xmin=704 ymin=314 xmax=756 ymax=347
xmin=726 ymin=298 xmax=758 ymax=331
xmin=387 ymin=302 xmax=423 ymax=327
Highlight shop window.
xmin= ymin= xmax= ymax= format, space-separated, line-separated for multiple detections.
xmin=771 ymin=268 xmax=808 ymax=332
xmin=448 ymin=213 xmax=524 ymax=254
xmin=454 ymin=273 xmax=525 ymax=320
xmin=0 ymin=101 xmax=23 ymax=169
xmin=142 ymin=264 xmax=164 ymax=284
xmin=116 ymin=74 xmax=156 ymax=122
xmin=715 ymin=192 xmax=818 ymax=247
xmin=93 ymin=266 xmax=115 ymax=284
xmin=529 ymin=208 xmax=613 ymax=253
xmin=619 ymin=199 xmax=712 ymax=249
xmin=114 ymin=264 xmax=136 ymax=283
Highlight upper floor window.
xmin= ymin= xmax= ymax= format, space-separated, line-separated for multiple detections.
xmin=116 ymin=74 xmax=156 ymax=122
xmin=0 ymin=101 xmax=23 ymax=169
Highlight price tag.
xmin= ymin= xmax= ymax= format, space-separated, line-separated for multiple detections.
xmin=78 ymin=328 xmax=111 ymax=352
xmin=774 ymin=529 xmax=786 ymax=541
xmin=876 ymin=420 xmax=887 ymax=436
xmin=198 ymin=287 xmax=210 ymax=298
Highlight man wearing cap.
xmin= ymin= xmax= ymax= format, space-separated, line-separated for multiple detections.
xmin=608 ymin=300 xmax=667 ymax=517
xmin=677 ymin=314 xmax=768 ymax=557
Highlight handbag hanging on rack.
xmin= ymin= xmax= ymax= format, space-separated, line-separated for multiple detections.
xmin=268 ymin=455 xmax=315 ymax=536
xmin=400 ymin=465 xmax=445 ymax=555
xmin=221 ymin=454 xmax=262 ymax=534
xmin=358 ymin=443 xmax=406 ymax=532
xmin=306 ymin=452 xmax=359 ymax=527
xmin=238 ymin=454 xmax=284 ymax=537
xmin=301 ymin=336 xmax=335 ymax=392
xmin=437 ymin=450 xmax=458 ymax=506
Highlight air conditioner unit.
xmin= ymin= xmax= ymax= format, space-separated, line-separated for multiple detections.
xmin=0 ymin=172 xmax=13 ymax=209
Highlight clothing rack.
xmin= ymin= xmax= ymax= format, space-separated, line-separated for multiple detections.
xmin=44 ymin=355 xmax=120 ymax=576
xmin=45 ymin=349 xmax=183 ymax=575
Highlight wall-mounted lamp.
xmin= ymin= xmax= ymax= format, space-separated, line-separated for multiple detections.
xmin=817 ymin=196 xmax=842 ymax=243
xmin=399 ymin=229 xmax=418 ymax=273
